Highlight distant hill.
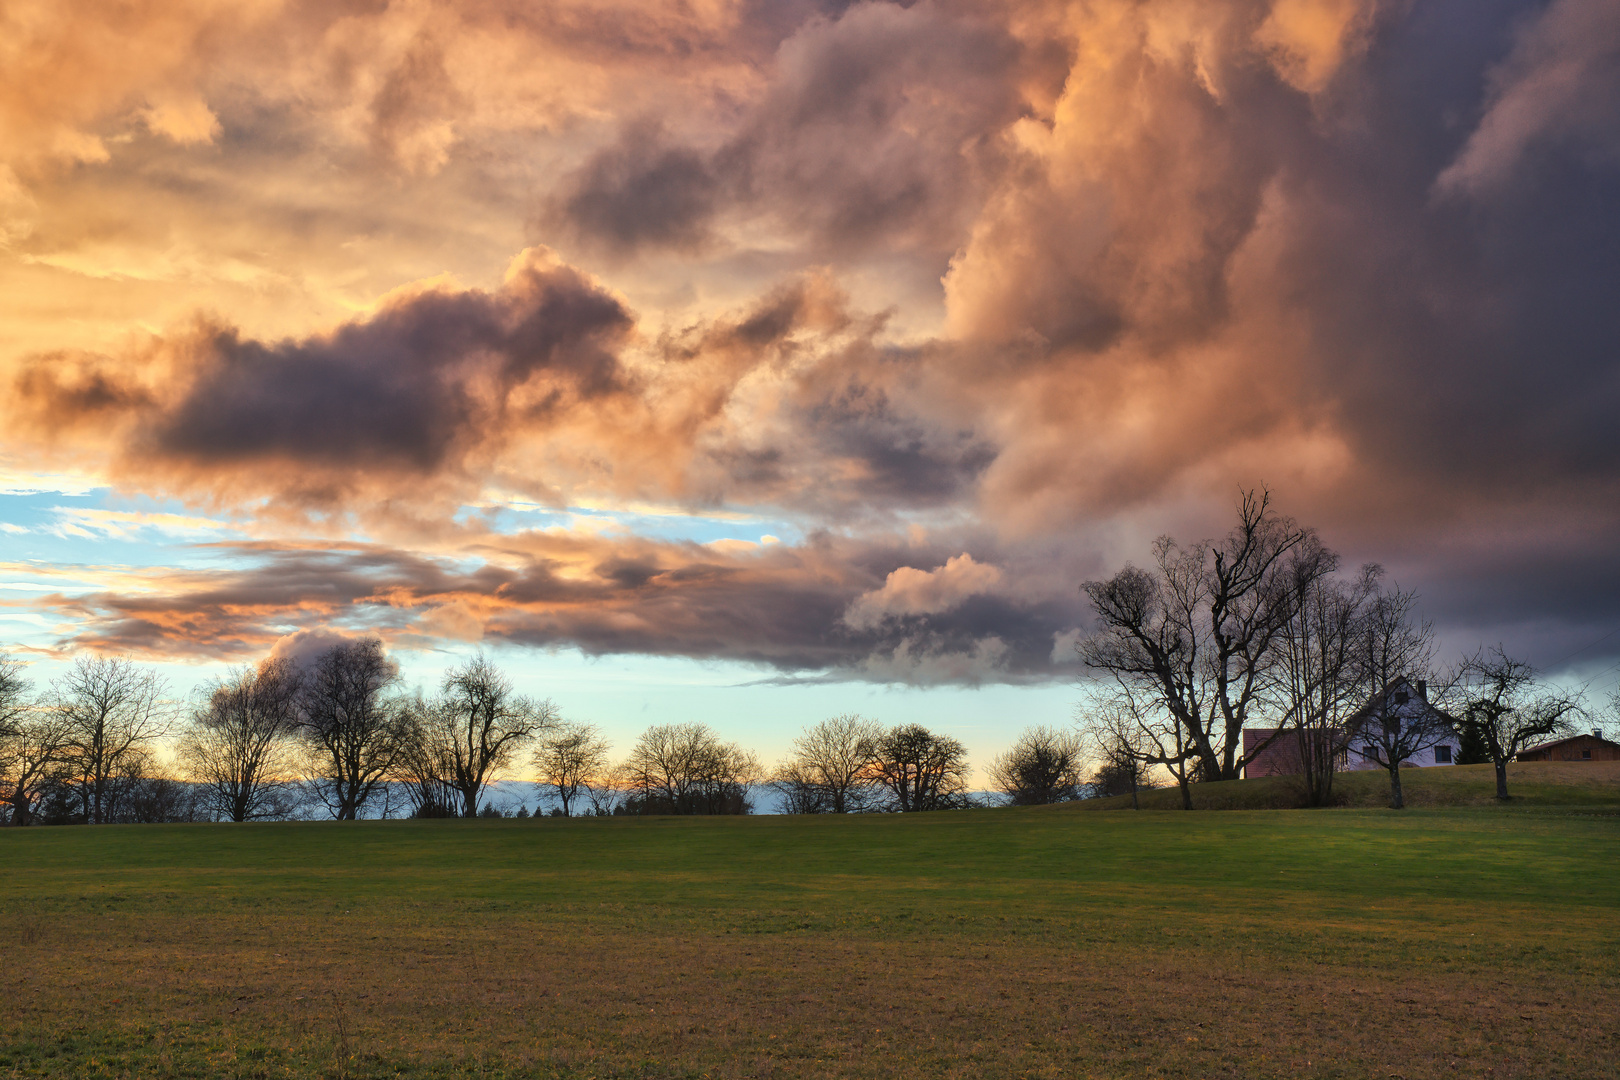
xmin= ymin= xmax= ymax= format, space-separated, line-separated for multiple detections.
xmin=1066 ymin=760 xmax=1620 ymax=811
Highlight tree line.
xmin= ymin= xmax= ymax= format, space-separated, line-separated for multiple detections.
xmin=0 ymin=643 xmax=1117 ymax=825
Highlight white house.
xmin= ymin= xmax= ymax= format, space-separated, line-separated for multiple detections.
xmin=1340 ymin=677 xmax=1462 ymax=770
xmin=1243 ymin=676 xmax=1461 ymax=778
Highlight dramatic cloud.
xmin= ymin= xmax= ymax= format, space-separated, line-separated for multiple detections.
xmin=547 ymin=0 xmax=1042 ymax=261
xmin=6 ymin=248 xmax=633 ymax=515
xmin=2 ymin=0 xmax=1617 ymax=684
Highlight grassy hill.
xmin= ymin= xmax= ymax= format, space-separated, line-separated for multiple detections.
xmin=1073 ymin=759 xmax=1620 ymax=811
xmin=2 ymin=780 xmax=1617 ymax=1079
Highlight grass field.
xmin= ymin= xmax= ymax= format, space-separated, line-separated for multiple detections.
xmin=3 ymin=763 xmax=1618 ymax=1079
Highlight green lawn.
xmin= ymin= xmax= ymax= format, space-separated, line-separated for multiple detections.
xmin=3 ymin=772 xmax=1618 ymax=1079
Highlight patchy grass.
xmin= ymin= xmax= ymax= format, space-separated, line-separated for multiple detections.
xmin=1076 ymin=759 xmax=1620 ymax=811
xmin=2 ymin=800 xmax=1618 ymax=1078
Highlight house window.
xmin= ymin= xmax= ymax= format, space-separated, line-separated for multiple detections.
xmin=1434 ymin=745 xmax=1452 ymax=764
xmin=1394 ymin=691 xmax=1410 ymax=705
xmin=1582 ymin=749 xmax=1592 ymax=760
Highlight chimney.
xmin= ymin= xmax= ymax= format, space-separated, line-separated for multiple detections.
xmin=1595 ymin=728 xmax=1605 ymax=741
xmin=1416 ymin=679 xmax=1427 ymax=701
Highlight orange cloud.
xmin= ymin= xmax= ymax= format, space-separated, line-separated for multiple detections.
xmin=2 ymin=0 xmax=1618 ymax=681
xmin=27 ymin=529 xmax=1085 ymax=685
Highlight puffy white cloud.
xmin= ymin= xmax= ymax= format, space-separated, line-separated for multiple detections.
xmin=843 ymin=553 xmax=1003 ymax=630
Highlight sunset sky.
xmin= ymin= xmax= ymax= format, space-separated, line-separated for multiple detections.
xmin=2 ymin=0 xmax=1617 ymax=769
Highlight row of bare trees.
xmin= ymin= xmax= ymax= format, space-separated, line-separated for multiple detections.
xmin=770 ymin=716 xmax=975 ymax=813
xmin=0 ymin=655 xmax=173 ymax=825
xmin=2 ymin=644 xmax=1078 ymax=823
xmin=2 ymin=645 xmax=1112 ymax=822
xmin=1077 ymin=489 xmax=1590 ymax=809
xmin=0 ymin=643 xmax=560 ymax=825
xmin=540 ymin=717 xmax=1123 ymax=816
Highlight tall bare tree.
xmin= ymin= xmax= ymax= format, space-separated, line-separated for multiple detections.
xmin=1346 ymin=586 xmax=1444 ymax=810
xmin=771 ymin=714 xmax=882 ymax=814
xmin=1451 ymin=647 xmax=1582 ymax=800
xmin=870 ymin=724 xmax=972 ymax=812
xmin=1 ymin=657 xmax=71 ymax=826
xmin=425 ymin=655 xmax=555 ymax=817
xmin=1080 ymin=489 xmax=1335 ymax=785
xmin=988 ymin=725 xmax=1086 ymax=805
xmin=1274 ymin=563 xmax=1382 ymax=806
xmin=179 ymin=658 xmax=303 ymax=822
xmin=53 ymin=656 xmax=172 ymax=824
xmin=532 ymin=720 xmax=612 ymax=817
xmin=297 ymin=638 xmax=409 ymax=820
xmin=619 ymin=723 xmax=760 ymax=815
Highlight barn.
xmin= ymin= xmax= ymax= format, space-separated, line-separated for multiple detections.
xmin=1516 ymin=731 xmax=1620 ymax=762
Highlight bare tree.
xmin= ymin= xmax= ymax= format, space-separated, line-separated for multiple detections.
xmin=393 ymin=694 xmax=459 ymax=818
xmin=1102 ymin=685 xmax=1202 ymax=808
xmin=771 ymin=714 xmax=882 ymax=814
xmin=1078 ymin=704 xmax=1158 ymax=808
xmin=178 ymin=658 xmax=303 ymax=822
xmin=619 ymin=723 xmax=761 ymax=815
xmin=1 ymin=657 xmax=71 ymax=826
xmin=2 ymin=711 xmax=72 ymax=826
xmin=582 ymin=773 xmax=627 ymax=816
xmin=297 ymin=638 xmax=409 ymax=820
xmin=1080 ymin=489 xmax=1335 ymax=785
xmin=988 ymin=725 xmax=1086 ymax=805
xmin=1451 ymin=647 xmax=1582 ymax=800
xmin=427 ymin=654 xmax=556 ymax=817
xmin=1274 ymin=563 xmax=1382 ymax=806
xmin=0 ymin=655 xmax=26 ymax=739
xmin=1346 ymin=587 xmax=1444 ymax=810
xmin=870 ymin=724 xmax=972 ymax=812
xmin=53 ymin=656 xmax=173 ymax=824
xmin=532 ymin=720 xmax=612 ymax=817
xmin=116 ymin=753 xmax=202 ymax=823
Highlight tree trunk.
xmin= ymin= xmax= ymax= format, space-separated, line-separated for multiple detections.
xmin=1129 ymin=771 xmax=1139 ymax=811
xmin=1178 ymin=772 xmax=1192 ymax=810
xmin=1494 ymin=759 xmax=1511 ymax=800
xmin=1387 ymin=762 xmax=1404 ymax=809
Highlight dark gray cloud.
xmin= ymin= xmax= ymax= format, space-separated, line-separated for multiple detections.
xmin=548 ymin=0 xmax=1041 ymax=259
xmin=545 ymin=121 xmax=720 ymax=255
xmin=8 ymin=249 xmax=633 ymax=507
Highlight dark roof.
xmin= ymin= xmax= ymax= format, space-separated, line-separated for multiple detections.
xmin=1519 ymin=732 xmax=1620 ymax=755
xmin=1344 ymin=676 xmax=1459 ymax=729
